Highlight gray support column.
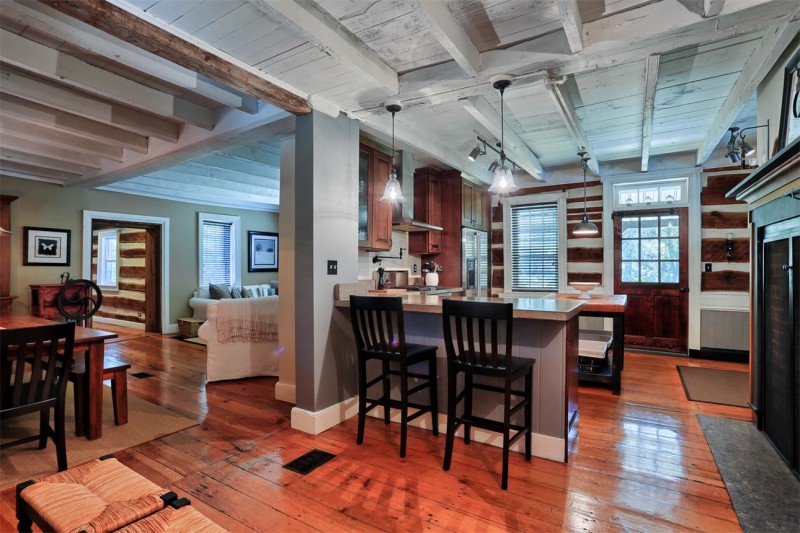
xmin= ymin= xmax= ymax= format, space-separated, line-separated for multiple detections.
xmin=292 ymin=111 xmax=360 ymax=426
xmin=276 ymin=137 xmax=296 ymax=404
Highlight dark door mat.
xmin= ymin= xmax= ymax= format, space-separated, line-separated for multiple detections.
xmin=282 ymin=449 xmax=335 ymax=475
xmin=677 ymin=365 xmax=749 ymax=407
xmin=698 ymin=415 xmax=800 ymax=532
xmin=130 ymin=371 xmax=156 ymax=379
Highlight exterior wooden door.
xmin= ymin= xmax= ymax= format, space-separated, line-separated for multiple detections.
xmin=613 ymin=208 xmax=689 ymax=353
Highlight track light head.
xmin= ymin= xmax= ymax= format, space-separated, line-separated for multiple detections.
xmin=468 ymin=145 xmax=483 ymax=161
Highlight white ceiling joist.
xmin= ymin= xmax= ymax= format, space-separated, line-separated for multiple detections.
xmin=71 ymin=106 xmax=294 ymax=188
xmin=416 ymin=0 xmax=480 ymax=77
xmin=695 ymin=20 xmax=800 ymax=165
xmin=0 ymin=29 xmax=215 ymax=130
xmin=461 ymin=96 xmax=544 ymax=180
xmin=0 ymin=160 xmax=78 ymax=184
xmin=0 ymin=68 xmax=180 ymax=141
xmin=543 ymin=77 xmax=601 ymax=176
xmin=252 ymin=0 xmax=399 ymax=94
xmin=1 ymin=0 xmax=256 ymax=111
xmin=0 ymin=115 xmax=123 ymax=162
xmin=554 ymin=0 xmax=584 ymax=53
xmin=641 ymin=55 xmax=661 ymax=172
xmin=0 ymin=149 xmax=84 ymax=174
xmin=0 ymin=94 xmax=148 ymax=153
xmin=0 ymin=132 xmax=101 ymax=168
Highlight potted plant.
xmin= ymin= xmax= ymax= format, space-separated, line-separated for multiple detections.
xmin=423 ymin=261 xmax=443 ymax=287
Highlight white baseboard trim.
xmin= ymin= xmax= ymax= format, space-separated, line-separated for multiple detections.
xmin=291 ymin=397 xmax=565 ymax=461
xmin=93 ymin=317 xmax=145 ymax=330
xmin=165 ymin=323 xmax=179 ymax=334
xmin=275 ymin=382 xmax=296 ymax=404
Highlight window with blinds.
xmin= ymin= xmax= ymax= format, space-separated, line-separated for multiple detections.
xmin=96 ymin=229 xmax=118 ymax=289
xmin=510 ymin=202 xmax=559 ymax=292
xmin=199 ymin=213 xmax=239 ymax=288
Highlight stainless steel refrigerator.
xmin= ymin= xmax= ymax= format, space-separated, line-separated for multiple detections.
xmin=462 ymin=228 xmax=488 ymax=297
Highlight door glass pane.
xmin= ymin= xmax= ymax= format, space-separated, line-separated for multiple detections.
xmin=622 ymin=218 xmax=639 ymax=238
xmin=661 ymin=261 xmax=679 ymax=283
xmin=622 ymin=261 xmax=639 ymax=282
xmin=660 ymin=238 xmax=679 ymax=260
xmin=622 ymin=240 xmax=639 ymax=260
xmin=641 ymin=217 xmax=658 ymax=238
xmin=641 ymin=239 xmax=659 ymax=260
xmin=660 ymin=216 xmax=679 ymax=237
xmin=641 ymin=261 xmax=659 ymax=282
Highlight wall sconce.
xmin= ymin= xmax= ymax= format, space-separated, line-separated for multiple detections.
xmin=726 ymin=233 xmax=734 ymax=262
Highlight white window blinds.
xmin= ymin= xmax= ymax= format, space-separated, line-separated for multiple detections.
xmin=510 ymin=202 xmax=559 ymax=292
xmin=201 ymin=220 xmax=233 ymax=286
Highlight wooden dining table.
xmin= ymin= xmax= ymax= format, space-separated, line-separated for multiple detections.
xmin=0 ymin=313 xmax=118 ymax=440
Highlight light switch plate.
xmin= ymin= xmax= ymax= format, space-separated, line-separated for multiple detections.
xmin=327 ymin=260 xmax=338 ymax=275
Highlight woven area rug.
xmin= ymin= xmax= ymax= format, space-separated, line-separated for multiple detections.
xmin=677 ymin=366 xmax=749 ymax=407
xmin=0 ymin=387 xmax=197 ymax=489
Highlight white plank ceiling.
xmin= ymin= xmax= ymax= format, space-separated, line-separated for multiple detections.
xmin=0 ymin=0 xmax=798 ymax=211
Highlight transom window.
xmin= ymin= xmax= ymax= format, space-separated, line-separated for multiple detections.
xmin=620 ymin=214 xmax=680 ymax=284
xmin=613 ymin=178 xmax=687 ymax=209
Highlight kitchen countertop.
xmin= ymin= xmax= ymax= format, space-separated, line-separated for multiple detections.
xmin=334 ymin=293 xmax=584 ymax=321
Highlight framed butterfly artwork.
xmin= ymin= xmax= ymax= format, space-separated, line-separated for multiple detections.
xmin=23 ymin=226 xmax=71 ymax=266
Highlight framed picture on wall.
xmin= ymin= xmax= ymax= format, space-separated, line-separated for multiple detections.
xmin=248 ymin=231 xmax=278 ymax=272
xmin=23 ymin=226 xmax=71 ymax=266
xmin=777 ymin=48 xmax=800 ymax=151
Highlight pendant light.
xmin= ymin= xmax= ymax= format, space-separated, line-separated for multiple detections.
xmin=487 ymin=75 xmax=519 ymax=194
xmin=573 ymin=150 xmax=599 ymax=235
xmin=380 ymin=99 xmax=406 ymax=203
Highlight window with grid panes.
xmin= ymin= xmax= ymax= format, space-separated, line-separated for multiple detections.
xmin=620 ymin=214 xmax=680 ymax=283
xmin=96 ymin=229 xmax=118 ymax=289
xmin=509 ymin=202 xmax=559 ymax=292
xmin=199 ymin=214 xmax=239 ymax=287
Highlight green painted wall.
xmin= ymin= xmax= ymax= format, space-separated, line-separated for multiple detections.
xmin=2 ymin=176 xmax=278 ymax=327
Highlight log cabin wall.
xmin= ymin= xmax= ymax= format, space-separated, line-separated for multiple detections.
xmin=698 ymin=166 xmax=751 ymax=352
xmin=490 ymin=179 xmax=604 ymax=296
xmin=92 ymin=227 xmax=147 ymax=326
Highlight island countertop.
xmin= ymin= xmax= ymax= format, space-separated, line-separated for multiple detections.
xmin=334 ymin=293 xmax=585 ymax=321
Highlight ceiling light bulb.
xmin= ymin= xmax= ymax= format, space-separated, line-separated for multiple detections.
xmin=488 ymin=164 xmax=518 ymax=193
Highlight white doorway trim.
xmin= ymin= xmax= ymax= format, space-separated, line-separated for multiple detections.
xmin=82 ymin=210 xmax=171 ymax=333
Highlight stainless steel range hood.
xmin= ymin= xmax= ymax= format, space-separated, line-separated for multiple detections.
xmin=392 ymin=150 xmax=443 ymax=232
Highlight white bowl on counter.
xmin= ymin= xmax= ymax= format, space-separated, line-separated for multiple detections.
xmin=569 ymin=282 xmax=599 ymax=299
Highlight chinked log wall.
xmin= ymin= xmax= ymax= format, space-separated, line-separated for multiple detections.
xmin=92 ymin=228 xmax=147 ymax=325
xmin=490 ymin=180 xmax=603 ymax=295
xmin=700 ymin=167 xmax=751 ymax=292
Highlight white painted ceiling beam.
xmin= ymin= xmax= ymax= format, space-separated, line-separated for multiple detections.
xmin=0 ymin=160 xmax=79 ymax=183
xmin=696 ymin=20 xmax=800 ymax=165
xmin=0 ymin=68 xmax=179 ymax=141
xmin=0 ymin=115 xmax=123 ymax=162
xmin=554 ymin=0 xmax=584 ymax=53
xmin=71 ymin=106 xmax=294 ymax=188
xmin=543 ymin=77 xmax=601 ymax=176
xmin=416 ymin=0 xmax=480 ymax=77
xmin=0 ymin=132 xmax=101 ymax=168
xmin=0 ymin=94 xmax=148 ymax=153
xmin=641 ymin=55 xmax=661 ymax=172
xmin=1 ymin=0 xmax=257 ymax=112
xmin=100 ymin=180 xmax=278 ymax=212
xmin=251 ymin=0 xmax=399 ymax=94
xmin=461 ymin=96 xmax=543 ymax=180
xmin=0 ymin=149 xmax=85 ymax=174
xmin=0 ymin=29 xmax=215 ymax=130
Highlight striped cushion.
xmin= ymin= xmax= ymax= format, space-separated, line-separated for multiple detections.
xmin=117 ymin=504 xmax=226 ymax=533
xmin=20 ymin=458 xmax=167 ymax=533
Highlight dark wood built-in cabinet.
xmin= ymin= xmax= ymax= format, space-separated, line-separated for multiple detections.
xmin=358 ymin=143 xmax=392 ymax=251
xmin=0 ymin=195 xmax=17 ymax=310
xmin=462 ymin=180 xmax=488 ymax=231
xmin=408 ymin=168 xmax=442 ymax=255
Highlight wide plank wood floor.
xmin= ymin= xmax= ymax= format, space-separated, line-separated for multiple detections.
xmin=0 ymin=326 xmax=751 ymax=531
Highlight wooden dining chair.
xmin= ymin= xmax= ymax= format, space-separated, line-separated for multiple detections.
xmin=441 ymin=299 xmax=534 ymax=489
xmin=0 ymin=322 xmax=76 ymax=472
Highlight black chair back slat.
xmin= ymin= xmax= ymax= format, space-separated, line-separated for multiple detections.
xmin=442 ymin=299 xmax=514 ymax=373
xmin=350 ymin=296 xmax=405 ymax=356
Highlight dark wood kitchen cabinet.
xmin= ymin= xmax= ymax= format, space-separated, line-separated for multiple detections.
xmin=409 ymin=168 xmax=442 ymax=255
xmin=358 ymin=143 xmax=392 ymax=251
xmin=462 ymin=179 xmax=488 ymax=231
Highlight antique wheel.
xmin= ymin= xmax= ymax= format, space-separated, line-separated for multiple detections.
xmin=56 ymin=279 xmax=103 ymax=323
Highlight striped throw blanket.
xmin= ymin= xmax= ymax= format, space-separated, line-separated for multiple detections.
xmin=216 ymin=296 xmax=278 ymax=343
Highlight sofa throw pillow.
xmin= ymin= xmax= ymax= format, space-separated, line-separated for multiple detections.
xmin=209 ymin=283 xmax=232 ymax=299
xmin=241 ymin=287 xmax=255 ymax=298
xmin=230 ymin=287 xmax=242 ymax=299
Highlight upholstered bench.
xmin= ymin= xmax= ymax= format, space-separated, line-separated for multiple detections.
xmin=15 ymin=455 xmax=224 ymax=533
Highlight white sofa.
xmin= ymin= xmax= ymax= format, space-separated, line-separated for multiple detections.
xmin=189 ymin=282 xmax=278 ymax=321
xmin=197 ymin=296 xmax=280 ymax=382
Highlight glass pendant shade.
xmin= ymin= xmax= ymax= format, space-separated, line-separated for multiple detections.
xmin=380 ymin=167 xmax=405 ymax=202
xmin=573 ymin=214 xmax=598 ymax=235
xmin=488 ymin=163 xmax=518 ymax=193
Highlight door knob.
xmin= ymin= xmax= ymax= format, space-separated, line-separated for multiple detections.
xmin=783 ymin=264 xmax=793 ymax=271
xmin=679 ymin=287 xmax=689 ymax=293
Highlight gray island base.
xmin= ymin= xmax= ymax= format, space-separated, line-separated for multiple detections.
xmin=334 ymin=293 xmax=583 ymax=463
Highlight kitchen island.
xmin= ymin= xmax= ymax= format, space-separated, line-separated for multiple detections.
xmin=334 ymin=291 xmax=584 ymax=462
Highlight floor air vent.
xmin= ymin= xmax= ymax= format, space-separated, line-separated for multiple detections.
xmin=282 ymin=449 xmax=335 ymax=475
xmin=130 ymin=371 xmax=155 ymax=379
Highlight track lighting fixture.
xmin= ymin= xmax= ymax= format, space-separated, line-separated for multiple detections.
xmin=380 ymin=99 xmax=405 ymax=203
xmin=487 ymin=75 xmax=519 ymax=194
xmin=573 ymin=150 xmax=599 ymax=236
xmin=468 ymin=142 xmax=485 ymax=161
xmin=725 ymin=120 xmax=769 ymax=166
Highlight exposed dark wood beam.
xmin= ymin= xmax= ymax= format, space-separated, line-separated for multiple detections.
xmin=41 ymin=0 xmax=311 ymax=115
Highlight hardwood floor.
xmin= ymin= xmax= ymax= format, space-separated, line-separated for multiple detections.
xmin=0 ymin=328 xmax=751 ymax=532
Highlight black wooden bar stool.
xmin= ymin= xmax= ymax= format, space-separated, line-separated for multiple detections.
xmin=349 ymin=295 xmax=439 ymax=458
xmin=441 ymin=299 xmax=534 ymax=489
